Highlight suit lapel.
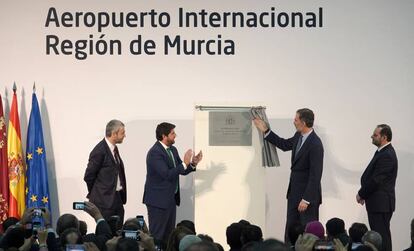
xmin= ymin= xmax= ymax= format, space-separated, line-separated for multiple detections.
xmin=363 ymin=144 xmax=392 ymax=177
xmin=293 ymin=131 xmax=314 ymax=164
xmin=102 ymin=139 xmax=117 ymax=165
xmin=156 ymin=141 xmax=175 ymax=169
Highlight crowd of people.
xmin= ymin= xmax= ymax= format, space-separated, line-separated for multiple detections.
xmin=0 ymin=204 xmax=413 ymax=251
xmin=0 ymin=106 xmax=404 ymax=251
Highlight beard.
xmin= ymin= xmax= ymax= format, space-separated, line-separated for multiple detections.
xmin=166 ymin=138 xmax=175 ymax=146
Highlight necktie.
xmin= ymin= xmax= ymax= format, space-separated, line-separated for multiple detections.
xmin=114 ymin=146 xmax=121 ymax=164
xmin=166 ymin=148 xmax=179 ymax=193
xmin=113 ymin=146 xmax=126 ymax=193
xmin=295 ymin=135 xmax=303 ymax=157
xmin=166 ymin=148 xmax=176 ymax=167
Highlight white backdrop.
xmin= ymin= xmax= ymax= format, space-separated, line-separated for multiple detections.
xmin=194 ymin=107 xmax=266 ymax=247
xmin=1 ymin=1 xmax=413 ymax=250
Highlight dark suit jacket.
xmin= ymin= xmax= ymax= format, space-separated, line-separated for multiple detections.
xmin=358 ymin=144 xmax=398 ymax=213
xmin=143 ymin=141 xmax=195 ymax=209
xmin=84 ymin=139 xmax=127 ymax=209
xmin=265 ymin=130 xmax=324 ymax=207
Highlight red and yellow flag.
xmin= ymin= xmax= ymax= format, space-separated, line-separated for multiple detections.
xmin=7 ymin=87 xmax=26 ymax=219
xmin=0 ymin=94 xmax=9 ymax=229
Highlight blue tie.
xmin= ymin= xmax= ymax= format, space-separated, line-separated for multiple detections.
xmin=295 ymin=135 xmax=303 ymax=157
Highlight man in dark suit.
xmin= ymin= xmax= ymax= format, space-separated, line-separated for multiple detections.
xmin=357 ymin=124 xmax=398 ymax=251
xmin=143 ymin=122 xmax=202 ymax=245
xmin=254 ymin=108 xmax=324 ymax=244
xmin=84 ymin=120 xmax=127 ymax=223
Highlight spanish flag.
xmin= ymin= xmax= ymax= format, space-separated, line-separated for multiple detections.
xmin=7 ymin=84 xmax=25 ymax=219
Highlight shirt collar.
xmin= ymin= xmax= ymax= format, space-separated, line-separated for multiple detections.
xmin=301 ymin=129 xmax=313 ymax=142
xmin=159 ymin=141 xmax=169 ymax=150
xmin=105 ymin=137 xmax=115 ymax=152
xmin=378 ymin=142 xmax=391 ymax=152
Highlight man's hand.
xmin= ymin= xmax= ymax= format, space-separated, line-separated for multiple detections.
xmin=183 ymin=149 xmax=193 ymax=166
xmin=20 ymin=208 xmax=34 ymax=225
xmin=84 ymin=201 xmax=104 ymax=221
xmin=253 ymin=118 xmax=269 ymax=133
xmin=139 ymin=230 xmax=156 ymax=251
xmin=356 ymin=194 xmax=365 ymax=205
xmin=106 ymin=236 xmax=121 ymax=251
xmin=85 ymin=242 xmax=101 ymax=251
xmin=295 ymin=233 xmax=318 ymax=251
xmin=298 ymin=200 xmax=309 ymax=213
xmin=333 ymin=238 xmax=348 ymax=251
xmin=19 ymin=236 xmax=36 ymax=251
xmin=42 ymin=207 xmax=52 ymax=227
xmin=37 ymin=229 xmax=48 ymax=246
xmin=191 ymin=151 xmax=203 ymax=167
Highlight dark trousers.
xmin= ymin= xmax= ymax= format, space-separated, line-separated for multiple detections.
xmin=147 ymin=204 xmax=176 ymax=245
xmin=284 ymin=198 xmax=319 ymax=245
xmin=368 ymin=212 xmax=393 ymax=251
xmin=97 ymin=192 xmax=125 ymax=224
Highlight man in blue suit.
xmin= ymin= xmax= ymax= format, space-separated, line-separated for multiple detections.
xmin=254 ymin=108 xmax=324 ymax=244
xmin=357 ymin=124 xmax=398 ymax=251
xmin=143 ymin=122 xmax=202 ymax=245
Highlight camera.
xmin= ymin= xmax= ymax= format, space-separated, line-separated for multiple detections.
xmin=66 ymin=244 xmax=86 ymax=251
xmin=313 ymin=240 xmax=334 ymax=250
xmin=33 ymin=208 xmax=43 ymax=217
xmin=73 ymin=202 xmax=85 ymax=210
xmin=122 ymin=230 xmax=141 ymax=241
xmin=136 ymin=215 xmax=145 ymax=230
xmin=31 ymin=208 xmax=44 ymax=236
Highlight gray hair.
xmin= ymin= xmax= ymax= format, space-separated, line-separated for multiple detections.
xmin=362 ymin=231 xmax=382 ymax=251
xmin=105 ymin=120 xmax=125 ymax=137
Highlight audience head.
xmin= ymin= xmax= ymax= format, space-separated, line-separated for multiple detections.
xmin=166 ymin=226 xmax=194 ymax=251
xmin=361 ymin=231 xmax=382 ymax=251
xmin=177 ymin=220 xmax=196 ymax=234
xmin=185 ymin=241 xmax=220 ymax=251
xmin=355 ymin=245 xmax=375 ymax=251
xmin=116 ymin=237 xmax=140 ymax=251
xmin=215 ymin=242 xmax=225 ymax=251
xmin=60 ymin=228 xmax=83 ymax=247
xmin=1 ymin=226 xmax=25 ymax=249
xmin=326 ymin=217 xmax=345 ymax=238
xmin=198 ymin=234 xmax=214 ymax=243
xmin=287 ymin=222 xmax=304 ymax=246
xmin=179 ymin=235 xmax=202 ymax=251
xmin=226 ymin=222 xmax=244 ymax=249
xmin=2 ymin=217 xmax=19 ymax=232
xmin=241 ymin=225 xmax=263 ymax=245
xmin=253 ymin=238 xmax=289 ymax=251
xmin=108 ymin=215 xmax=123 ymax=236
xmin=349 ymin=223 xmax=368 ymax=243
xmin=79 ymin=220 xmax=87 ymax=236
xmin=56 ymin=214 xmax=79 ymax=236
xmin=241 ymin=241 xmax=259 ymax=251
xmin=239 ymin=219 xmax=251 ymax=226
xmin=123 ymin=217 xmax=141 ymax=231
xmin=304 ymin=221 xmax=325 ymax=239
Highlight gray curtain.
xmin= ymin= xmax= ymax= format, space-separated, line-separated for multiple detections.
xmin=251 ymin=107 xmax=280 ymax=167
